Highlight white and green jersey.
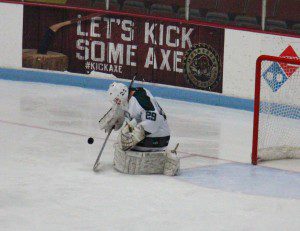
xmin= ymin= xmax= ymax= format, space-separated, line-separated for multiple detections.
xmin=126 ymin=87 xmax=170 ymax=151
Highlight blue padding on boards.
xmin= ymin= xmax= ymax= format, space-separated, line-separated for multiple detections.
xmin=179 ymin=163 xmax=300 ymax=199
xmin=0 ymin=68 xmax=253 ymax=111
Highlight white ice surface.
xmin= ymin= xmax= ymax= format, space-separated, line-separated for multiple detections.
xmin=0 ymin=80 xmax=299 ymax=231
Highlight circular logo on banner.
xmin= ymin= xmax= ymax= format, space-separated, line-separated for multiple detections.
xmin=184 ymin=43 xmax=222 ymax=91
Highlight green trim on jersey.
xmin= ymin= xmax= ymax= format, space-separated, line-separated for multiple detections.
xmin=132 ymin=88 xmax=155 ymax=111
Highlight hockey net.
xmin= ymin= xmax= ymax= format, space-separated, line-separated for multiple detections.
xmin=252 ymin=55 xmax=300 ymax=165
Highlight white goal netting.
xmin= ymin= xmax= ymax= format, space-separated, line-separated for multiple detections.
xmin=253 ymin=56 xmax=300 ymax=164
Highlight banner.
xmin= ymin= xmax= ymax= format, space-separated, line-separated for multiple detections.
xmin=23 ymin=6 xmax=224 ymax=93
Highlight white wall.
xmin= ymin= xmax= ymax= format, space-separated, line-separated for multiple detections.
xmin=0 ymin=2 xmax=23 ymax=68
xmin=223 ymin=29 xmax=300 ymax=99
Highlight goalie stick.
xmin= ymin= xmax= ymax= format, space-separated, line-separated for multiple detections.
xmin=128 ymin=73 xmax=137 ymax=96
xmin=93 ymin=128 xmax=113 ymax=172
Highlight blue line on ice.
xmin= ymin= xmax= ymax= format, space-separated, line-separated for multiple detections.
xmin=179 ymin=163 xmax=300 ymax=199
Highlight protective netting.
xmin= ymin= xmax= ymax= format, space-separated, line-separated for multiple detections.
xmin=256 ymin=57 xmax=300 ymax=161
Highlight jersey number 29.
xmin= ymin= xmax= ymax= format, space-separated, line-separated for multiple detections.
xmin=146 ymin=111 xmax=156 ymax=121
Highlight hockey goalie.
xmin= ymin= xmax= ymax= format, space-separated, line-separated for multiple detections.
xmin=99 ymin=82 xmax=180 ymax=176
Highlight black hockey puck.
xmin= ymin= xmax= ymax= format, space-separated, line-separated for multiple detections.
xmin=87 ymin=137 xmax=94 ymax=144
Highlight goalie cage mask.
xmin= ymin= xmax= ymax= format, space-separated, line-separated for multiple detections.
xmin=108 ymin=82 xmax=129 ymax=110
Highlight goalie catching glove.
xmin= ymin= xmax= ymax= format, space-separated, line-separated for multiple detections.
xmin=119 ymin=119 xmax=145 ymax=151
xmin=99 ymin=105 xmax=125 ymax=132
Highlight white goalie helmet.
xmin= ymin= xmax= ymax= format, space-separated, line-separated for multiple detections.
xmin=108 ymin=82 xmax=129 ymax=109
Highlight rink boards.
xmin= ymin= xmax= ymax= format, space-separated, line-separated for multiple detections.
xmin=0 ymin=2 xmax=299 ymax=102
xmin=0 ymin=67 xmax=253 ymax=111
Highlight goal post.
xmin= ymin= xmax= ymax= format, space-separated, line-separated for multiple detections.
xmin=252 ymin=55 xmax=300 ymax=165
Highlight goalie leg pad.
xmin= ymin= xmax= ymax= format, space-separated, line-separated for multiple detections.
xmin=114 ymin=146 xmax=167 ymax=175
xmin=113 ymin=146 xmax=180 ymax=176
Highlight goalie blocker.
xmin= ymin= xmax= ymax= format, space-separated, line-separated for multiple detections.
xmin=99 ymin=81 xmax=180 ymax=176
